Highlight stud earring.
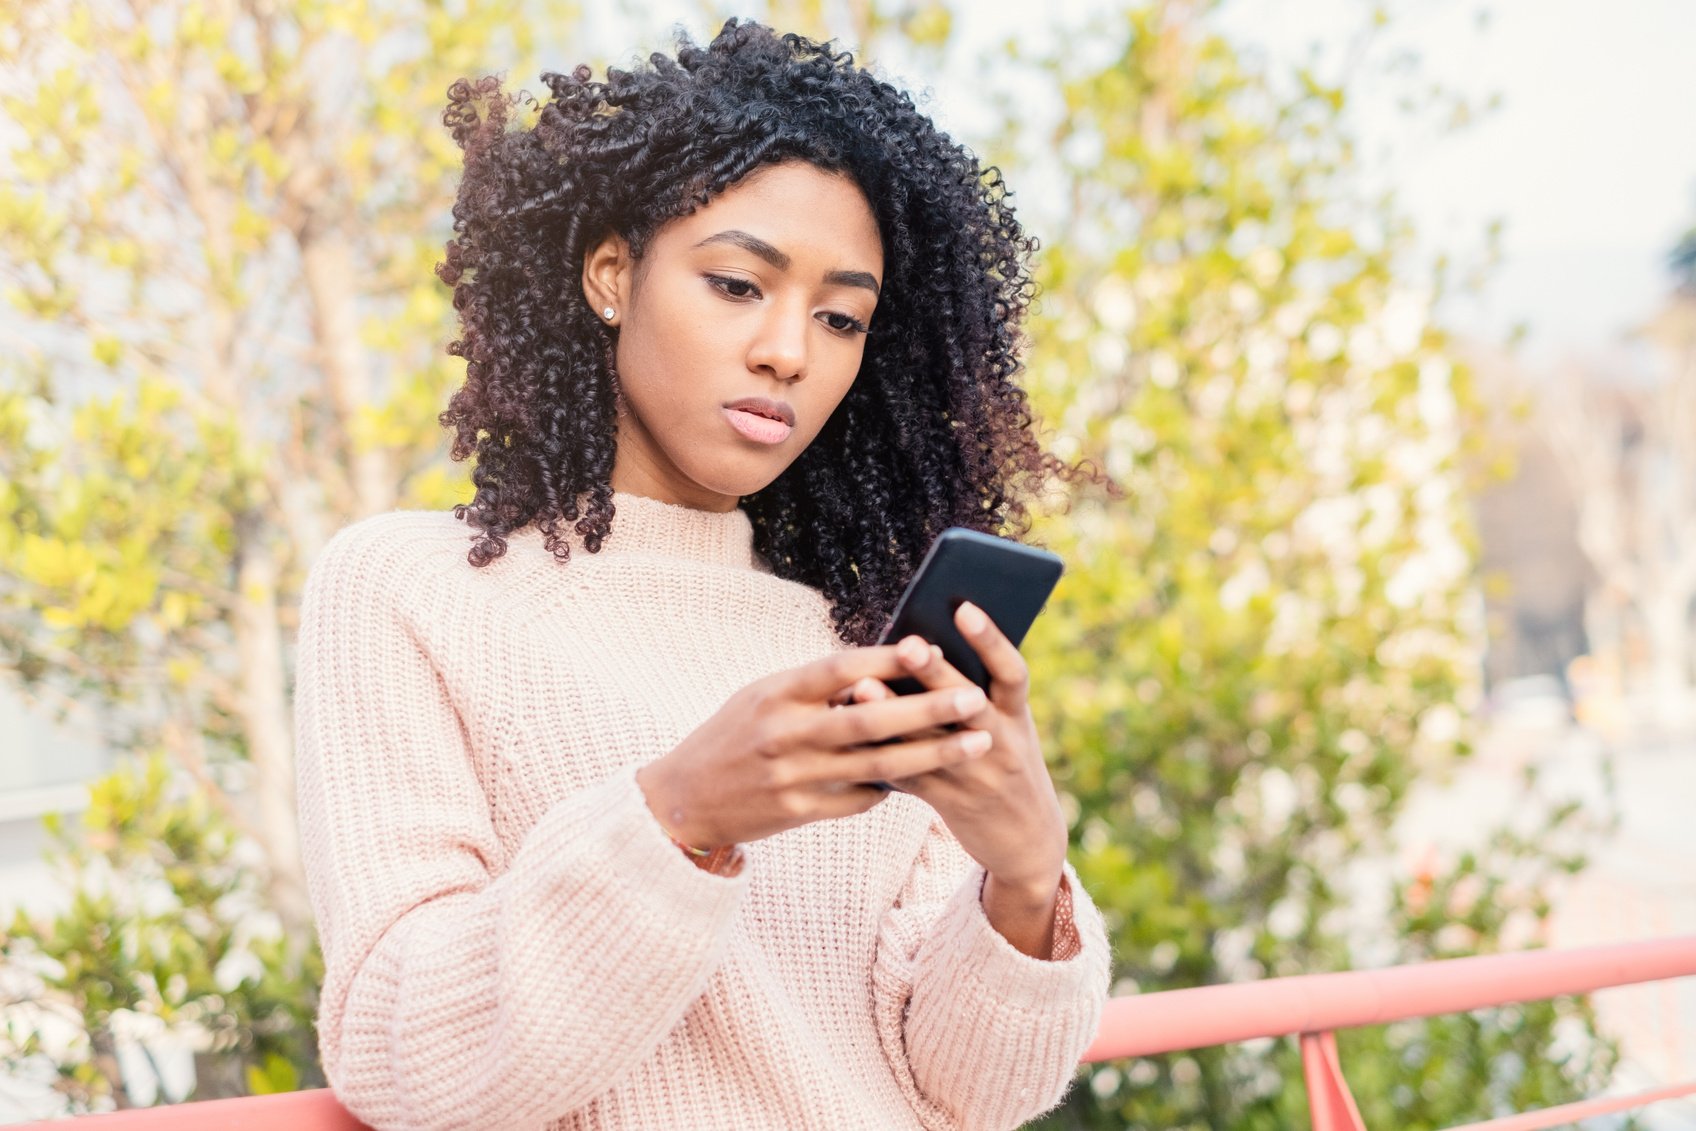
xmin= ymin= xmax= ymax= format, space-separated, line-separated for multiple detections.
xmin=602 ymin=306 xmax=616 ymax=320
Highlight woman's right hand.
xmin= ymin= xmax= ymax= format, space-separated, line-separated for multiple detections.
xmin=635 ymin=642 xmax=993 ymax=850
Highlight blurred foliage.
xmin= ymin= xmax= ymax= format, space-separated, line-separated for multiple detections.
xmin=0 ymin=755 xmax=321 ymax=1110
xmin=1328 ymin=777 xmax=1619 ymax=1131
xmin=1 ymin=0 xmax=1622 ymax=1120
xmin=1003 ymin=2 xmax=1615 ymax=1127
xmin=0 ymin=0 xmax=569 ymax=1110
xmin=756 ymin=0 xmax=954 ymax=57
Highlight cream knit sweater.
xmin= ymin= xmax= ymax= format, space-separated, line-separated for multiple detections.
xmin=294 ymin=493 xmax=1111 ymax=1131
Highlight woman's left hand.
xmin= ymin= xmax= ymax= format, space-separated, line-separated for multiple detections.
xmin=840 ymin=602 xmax=1070 ymax=956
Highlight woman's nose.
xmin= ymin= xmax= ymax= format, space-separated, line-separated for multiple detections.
xmin=746 ymin=304 xmax=808 ymax=381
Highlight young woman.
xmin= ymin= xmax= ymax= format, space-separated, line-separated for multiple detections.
xmin=295 ymin=19 xmax=1110 ymax=1131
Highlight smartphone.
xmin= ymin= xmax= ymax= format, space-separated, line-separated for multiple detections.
xmin=876 ymin=527 xmax=1064 ymax=695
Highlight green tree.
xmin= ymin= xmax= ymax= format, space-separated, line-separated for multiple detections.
xmin=1002 ymin=2 xmax=1614 ymax=1126
xmin=0 ymin=0 xmax=572 ymax=1108
xmin=3 ymin=756 xmax=322 ymax=1108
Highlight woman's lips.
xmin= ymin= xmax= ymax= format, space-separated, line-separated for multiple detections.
xmin=722 ymin=396 xmax=796 ymax=445
xmin=723 ymin=407 xmax=793 ymax=444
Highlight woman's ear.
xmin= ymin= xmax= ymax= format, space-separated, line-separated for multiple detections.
xmin=582 ymin=232 xmax=633 ymax=326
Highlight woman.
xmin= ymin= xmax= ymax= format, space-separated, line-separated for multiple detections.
xmin=295 ymin=19 xmax=1110 ymax=1131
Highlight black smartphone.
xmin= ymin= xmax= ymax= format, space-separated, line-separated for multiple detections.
xmin=876 ymin=528 xmax=1064 ymax=695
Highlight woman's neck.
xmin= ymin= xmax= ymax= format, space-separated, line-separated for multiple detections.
xmin=610 ymin=425 xmax=742 ymax=513
xmin=511 ymin=491 xmax=759 ymax=571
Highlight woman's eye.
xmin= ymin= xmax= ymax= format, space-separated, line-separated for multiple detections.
xmin=707 ymin=274 xmax=760 ymax=300
xmin=821 ymin=312 xmax=870 ymax=335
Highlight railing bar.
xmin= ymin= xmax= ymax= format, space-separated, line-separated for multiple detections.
xmin=7 ymin=1089 xmax=372 ymax=1130
xmin=1083 ymin=934 xmax=1696 ymax=1062
xmin=1443 ymin=1078 xmax=1696 ymax=1131
xmin=1299 ymin=1031 xmax=1367 ymax=1131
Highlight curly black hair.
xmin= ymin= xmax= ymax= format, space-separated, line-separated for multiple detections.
xmin=437 ymin=18 xmax=1086 ymax=645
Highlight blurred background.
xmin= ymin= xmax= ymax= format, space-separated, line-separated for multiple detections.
xmin=1 ymin=0 xmax=1692 ymax=1126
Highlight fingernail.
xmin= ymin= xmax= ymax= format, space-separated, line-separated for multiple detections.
xmin=901 ymin=636 xmax=928 ymax=665
xmin=961 ymin=730 xmax=992 ymax=755
xmin=955 ymin=688 xmax=986 ymax=715
xmin=959 ymin=603 xmax=987 ymax=633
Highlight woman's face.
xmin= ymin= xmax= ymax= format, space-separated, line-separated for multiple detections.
xmin=582 ymin=161 xmax=884 ymax=512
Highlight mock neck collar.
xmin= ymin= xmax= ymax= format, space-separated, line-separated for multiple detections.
xmin=510 ymin=491 xmax=759 ymax=571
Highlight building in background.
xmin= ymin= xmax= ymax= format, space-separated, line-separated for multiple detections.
xmin=0 ymin=686 xmax=107 ymax=918
xmin=0 ymin=687 xmax=109 ymax=1122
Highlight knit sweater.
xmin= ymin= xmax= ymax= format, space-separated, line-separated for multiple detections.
xmin=294 ymin=492 xmax=1112 ymax=1131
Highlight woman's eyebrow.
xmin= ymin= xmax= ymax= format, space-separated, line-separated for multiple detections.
xmin=826 ymin=269 xmax=880 ymax=298
xmin=694 ymin=229 xmax=881 ymax=297
xmin=695 ymin=229 xmax=791 ymax=268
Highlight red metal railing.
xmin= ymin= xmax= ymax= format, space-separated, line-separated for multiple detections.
xmin=13 ymin=935 xmax=1695 ymax=1129
xmin=8 ymin=1089 xmax=370 ymax=1129
xmin=1082 ymin=933 xmax=1696 ymax=1130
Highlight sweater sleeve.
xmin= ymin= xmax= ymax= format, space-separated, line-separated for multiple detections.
xmin=871 ymin=817 xmax=1111 ymax=1130
xmin=294 ymin=523 xmax=749 ymax=1131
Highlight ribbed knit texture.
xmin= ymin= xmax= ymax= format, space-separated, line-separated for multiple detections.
xmin=294 ymin=493 xmax=1111 ymax=1131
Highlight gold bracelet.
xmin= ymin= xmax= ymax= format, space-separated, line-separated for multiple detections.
xmin=657 ymin=819 xmax=744 ymax=876
xmin=692 ymin=843 xmax=745 ymax=876
xmin=664 ymin=829 xmax=713 ymax=858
